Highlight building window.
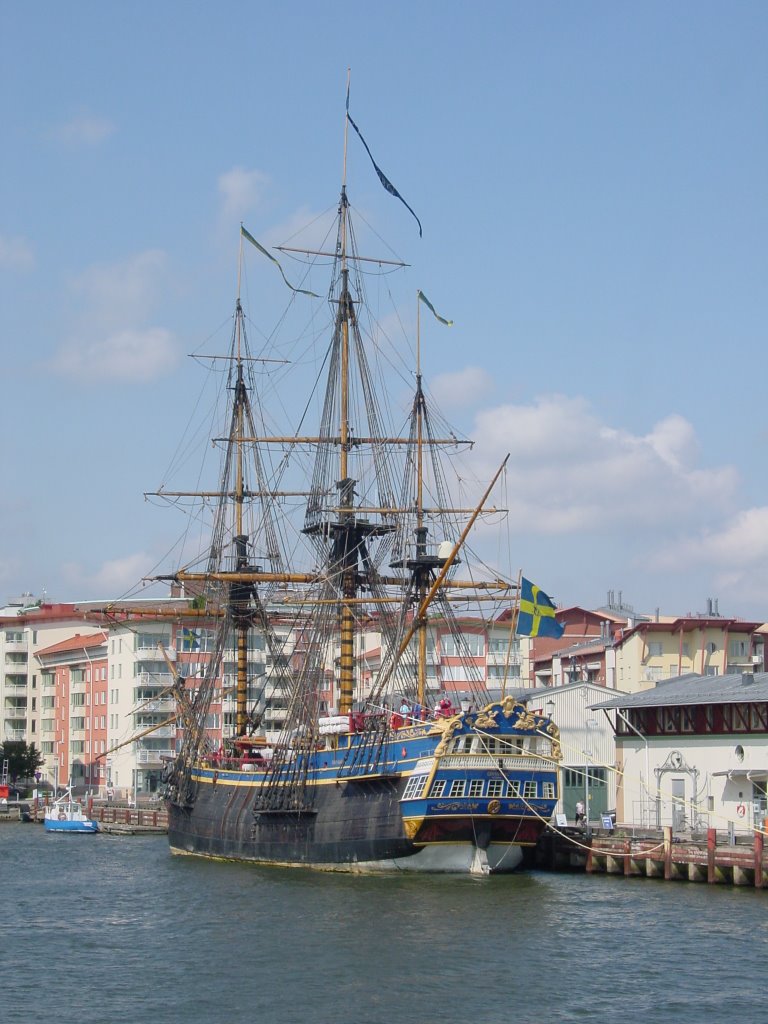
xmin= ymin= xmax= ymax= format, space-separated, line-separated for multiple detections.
xmin=680 ymin=707 xmax=696 ymax=733
xmin=487 ymin=779 xmax=505 ymax=798
xmin=135 ymin=632 xmax=172 ymax=651
xmin=647 ymin=642 xmax=663 ymax=657
xmin=523 ymin=780 xmax=537 ymax=799
xmin=488 ymin=637 xmax=519 ymax=654
xmin=508 ymin=780 xmax=521 ymax=797
xmin=441 ymin=632 xmax=485 ymax=657
xmin=448 ymin=780 xmax=466 ymax=797
xmin=430 ymin=779 xmax=446 ymax=798
xmin=468 ymin=779 xmax=484 ymax=797
xmin=731 ymin=704 xmax=750 ymax=732
xmin=543 ymin=781 xmax=556 ymax=799
xmin=487 ymin=664 xmax=520 ymax=679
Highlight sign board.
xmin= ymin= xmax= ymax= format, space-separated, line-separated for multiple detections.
xmin=555 ymin=813 xmax=568 ymax=827
xmin=601 ymin=814 xmax=614 ymax=830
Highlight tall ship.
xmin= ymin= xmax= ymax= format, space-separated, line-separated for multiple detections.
xmin=138 ymin=93 xmax=562 ymax=873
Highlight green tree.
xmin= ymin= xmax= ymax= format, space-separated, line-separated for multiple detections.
xmin=1 ymin=741 xmax=44 ymax=784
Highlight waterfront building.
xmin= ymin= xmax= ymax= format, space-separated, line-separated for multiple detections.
xmin=592 ymin=672 xmax=768 ymax=833
xmin=345 ymin=615 xmax=533 ymax=711
xmin=515 ymin=681 xmax=621 ymax=824
xmin=35 ymin=632 xmax=108 ymax=792
xmin=613 ymin=617 xmax=765 ymax=691
xmin=523 ymin=605 xmax=625 ymax=688
xmin=0 ymin=598 xmax=103 ymax=750
xmin=529 ymin=609 xmax=767 ymax=695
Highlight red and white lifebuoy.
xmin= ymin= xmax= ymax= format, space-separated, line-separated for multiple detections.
xmin=736 ymin=803 xmax=746 ymax=818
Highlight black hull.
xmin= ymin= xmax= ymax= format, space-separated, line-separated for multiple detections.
xmin=167 ymin=776 xmax=419 ymax=868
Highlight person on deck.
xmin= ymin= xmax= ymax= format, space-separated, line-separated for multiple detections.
xmin=435 ymin=697 xmax=453 ymax=718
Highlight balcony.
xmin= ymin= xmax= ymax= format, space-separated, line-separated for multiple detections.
xmin=3 ymin=728 xmax=26 ymax=741
xmin=486 ymin=652 xmax=521 ymax=667
xmin=134 ymin=672 xmax=174 ymax=689
xmin=4 ymin=676 xmax=28 ymax=690
xmin=3 ymin=639 xmax=28 ymax=652
xmin=134 ymin=724 xmax=177 ymax=739
xmin=135 ymin=748 xmax=174 ymax=765
xmin=135 ymin=698 xmax=177 ymax=714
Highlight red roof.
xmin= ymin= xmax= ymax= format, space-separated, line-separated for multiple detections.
xmin=35 ymin=631 xmax=108 ymax=658
xmin=622 ymin=618 xmax=763 ymax=641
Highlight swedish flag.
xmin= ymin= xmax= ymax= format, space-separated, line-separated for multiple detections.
xmin=179 ymin=628 xmax=200 ymax=652
xmin=517 ymin=578 xmax=564 ymax=638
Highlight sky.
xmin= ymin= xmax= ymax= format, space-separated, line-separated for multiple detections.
xmin=1 ymin=2 xmax=766 ymax=620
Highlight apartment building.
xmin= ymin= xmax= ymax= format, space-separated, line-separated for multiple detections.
xmin=1 ymin=599 xmax=103 ymax=749
xmin=614 ymin=617 xmax=766 ymax=691
xmin=345 ymin=614 xmax=534 ymax=710
xmin=35 ymin=632 xmax=108 ymax=792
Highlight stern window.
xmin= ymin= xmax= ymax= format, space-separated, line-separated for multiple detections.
xmin=402 ymin=774 xmax=428 ymax=800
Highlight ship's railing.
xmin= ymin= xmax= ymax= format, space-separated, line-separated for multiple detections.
xmin=441 ymin=754 xmax=558 ymax=772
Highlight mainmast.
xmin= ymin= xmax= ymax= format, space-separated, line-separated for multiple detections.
xmin=414 ymin=300 xmax=429 ymax=705
xmin=337 ymin=94 xmax=355 ymax=715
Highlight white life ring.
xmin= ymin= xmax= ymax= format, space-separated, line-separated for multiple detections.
xmin=737 ymin=802 xmax=746 ymax=818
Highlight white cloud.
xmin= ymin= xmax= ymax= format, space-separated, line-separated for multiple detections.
xmin=62 ymin=553 xmax=153 ymax=595
xmin=52 ymin=114 xmax=115 ymax=145
xmin=651 ymin=507 xmax=768 ymax=572
xmin=51 ymin=250 xmax=178 ymax=382
xmin=71 ymin=249 xmax=168 ymax=330
xmin=430 ymin=366 xmax=494 ymax=410
xmin=218 ymin=166 xmax=270 ymax=222
xmin=52 ymin=327 xmax=178 ymax=382
xmin=645 ymin=505 xmax=768 ymax=610
xmin=0 ymin=234 xmax=34 ymax=270
xmin=462 ymin=394 xmax=737 ymax=535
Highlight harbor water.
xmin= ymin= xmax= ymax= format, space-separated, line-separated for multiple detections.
xmin=2 ymin=826 xmax=766 ymax=1024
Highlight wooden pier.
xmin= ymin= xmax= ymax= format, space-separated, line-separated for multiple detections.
xmin=93 ymin=804 xmax=168 ymax=834
xmin=535 ymin=825 xmax=768 ymax=888
xmin=25 ymin=800 xmax=168 ymax=833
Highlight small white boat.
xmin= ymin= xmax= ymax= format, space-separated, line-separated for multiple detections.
xmin=44 ymin=789 xmax=99 ymax=834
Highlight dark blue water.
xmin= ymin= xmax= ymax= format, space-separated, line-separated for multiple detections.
xmin=1 ymin=825 xmax=765 ymax=1024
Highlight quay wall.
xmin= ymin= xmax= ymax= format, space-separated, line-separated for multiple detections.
xmin=534 ymin=824 xmax=768 ymax=888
